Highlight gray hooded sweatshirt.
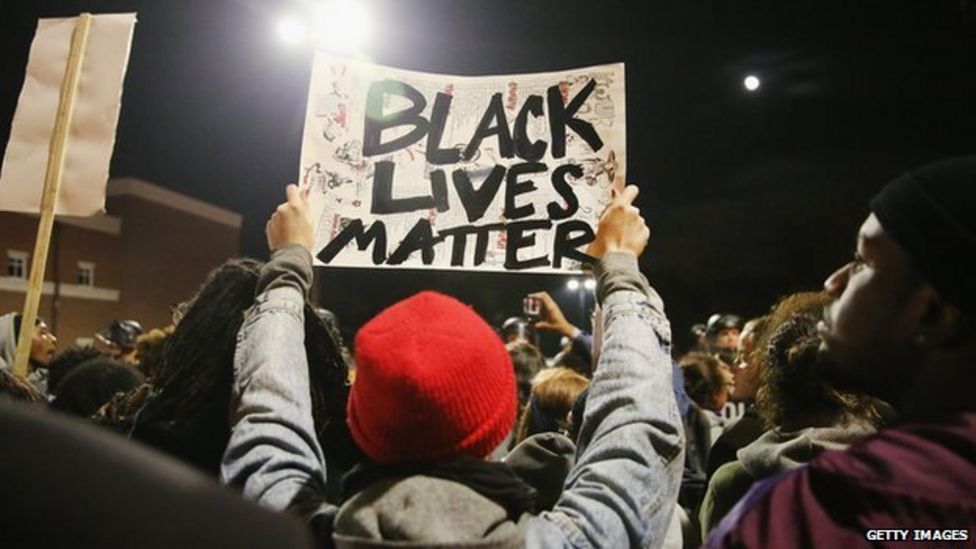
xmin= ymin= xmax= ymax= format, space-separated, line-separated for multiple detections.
xmin=0 ymin=312 xmax=19 ymax=371
xmin=737 ymin=420 xmax=877 ymax=479
xmin=334 ymin=476 xmax=525 ymax=548
xmin=700 ymin=418 xmax=877 ymax=539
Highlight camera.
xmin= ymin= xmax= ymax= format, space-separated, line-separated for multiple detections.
xmin=522 ymin=295 xmax=541 ymax=320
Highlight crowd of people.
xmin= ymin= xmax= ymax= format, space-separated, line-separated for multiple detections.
xmin=1 ymin=158 xmax=975 ymax=547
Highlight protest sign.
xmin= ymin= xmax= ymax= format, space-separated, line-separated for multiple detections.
xmin=0 ymin=13 xmax=136 ymax=216
xmin=301 ymin=55 xmax=625 ymax=273
xmin=0 ymin=13 xmax=135 ymax=377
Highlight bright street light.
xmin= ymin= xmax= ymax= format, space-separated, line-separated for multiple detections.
xmin=743 ymin=75 xmax=761 ymax=91
xmin=313 ymin=0 xmax=372 ymax=53
xmin=276 ymin=1 xmax=373 ymax=53
xmin=276 ymin=16 xmax=307 ymax=46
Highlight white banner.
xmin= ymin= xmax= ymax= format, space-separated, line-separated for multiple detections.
xmin=301 ymin=54 xmax=626 ymax=273
xmin=0 ymin=13 xmax=136 ymax=217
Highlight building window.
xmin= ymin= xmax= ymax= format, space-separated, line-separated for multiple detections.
xmin=77 ymin=261 xmax=95 ymax=286
xmin=6 ymin=250 xmax=28 ymax=279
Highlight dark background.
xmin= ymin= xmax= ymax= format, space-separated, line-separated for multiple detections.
xmin=3 ymin=0 xmax=975 ymax=353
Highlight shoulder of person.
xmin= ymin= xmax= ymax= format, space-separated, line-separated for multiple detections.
xmin=335 ymin=476 xmax=524 ymax=547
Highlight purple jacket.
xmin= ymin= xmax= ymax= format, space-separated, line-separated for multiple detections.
xmin=706 ymin=411 xmax=976 ymax=548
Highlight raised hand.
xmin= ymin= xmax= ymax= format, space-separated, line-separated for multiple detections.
xmin=586 ymin=178 xmax=648 ymax=259
xmin=528 ymin=291 xmax=576 ymax=337
xmin=266 ymin=184 xmax=314 ymax=252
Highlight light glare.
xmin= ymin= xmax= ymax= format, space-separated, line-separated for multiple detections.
xmin=584 ymin=279 xmax=596 ymax=290
xmin=314 ymin=0 xmax=372 ymax=53
xmin=567 ymin=279 xmax=581 ymax=291
xmin=276 ymin=16 xmax=307 ymax=46
xmin=744 ymin=75 xmax=760 ymax=91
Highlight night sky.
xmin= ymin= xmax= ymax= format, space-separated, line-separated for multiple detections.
xmin=3 ymin=0 xmax=976 ymax=352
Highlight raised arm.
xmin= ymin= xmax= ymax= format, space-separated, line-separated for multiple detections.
xmin=529 ymin=291 xmax=595 ymax=362
xmin=526 ymin=183 xmax=684 ymax=548
xmin=221 ymin=185 xmax=336 ymax=526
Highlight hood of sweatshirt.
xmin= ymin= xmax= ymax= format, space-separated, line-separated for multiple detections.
xmin=737 ymin=417 xmax=877 ymax=479
xmin=503 ymin=431 xmax=576 ymax=511
xmin=0 ymin=312 xmax=18 ymax=371
xmin=333 ymin=475 xmax=524 ymax=548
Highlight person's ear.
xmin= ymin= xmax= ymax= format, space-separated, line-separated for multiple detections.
xmin=916 ymin=286 xmax=964 ymax=348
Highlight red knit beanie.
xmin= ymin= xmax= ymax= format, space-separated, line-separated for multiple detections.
xmin=348 ymin=291 xmax=516 ymax=464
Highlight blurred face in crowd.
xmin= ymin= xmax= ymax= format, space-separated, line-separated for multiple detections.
xmin=711 ymin=361 xmax=734 ymax=411
xmin=731 ymin=325 xmax=759 ymax=402
xmin=114 ymin=345 xmax=140 ymax=366
xmin=818 ymin=214 xmax=928 ymax=404
xmin=713 ymin=327 xmax=740 ymax=352
xmin=30 ymin=320 xmax=57 ymax=366
xmin=97 ymin=339 xmax=139 ymax=366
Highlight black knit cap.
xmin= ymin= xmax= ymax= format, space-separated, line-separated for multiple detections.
xmin=869 ymin=156 xmax=976 ymax=314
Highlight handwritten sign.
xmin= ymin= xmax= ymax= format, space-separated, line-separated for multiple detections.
xmin=301 ymin=55 xmax=625 ymax=272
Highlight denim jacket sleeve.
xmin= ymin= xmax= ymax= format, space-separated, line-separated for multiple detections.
xmin=524 ymin=252 xmax=685 ymax=549
xmin=222 ymin=248 xmax=683 ymax=548
xmin=220 ymin=246 xmax=337 ymax=526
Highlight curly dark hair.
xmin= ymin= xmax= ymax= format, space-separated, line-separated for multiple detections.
xmin=99 ymin=258 xmax=353 ymax=478
xmin=754 ymin=292 xmax=881 ymax=430
xmin=50 ymin=357 xmax=143 ymax=418
xmin=46 ymin=345 xmax=106 ymax=393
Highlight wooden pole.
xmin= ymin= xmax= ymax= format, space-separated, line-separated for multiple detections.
xmin=12 ymin=13 xmax=92 ymax=379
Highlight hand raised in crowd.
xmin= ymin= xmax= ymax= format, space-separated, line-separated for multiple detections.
xmin=586 ymin=178 xmax=649 ymax=259
xmin=528 ymin=291 xmax=577 ymax=338
xmin=266 ymin=184 xmax=314 ymax=252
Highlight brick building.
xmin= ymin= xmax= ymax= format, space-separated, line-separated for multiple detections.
xmin=0 ymin=177 xmax=241 ymax=347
